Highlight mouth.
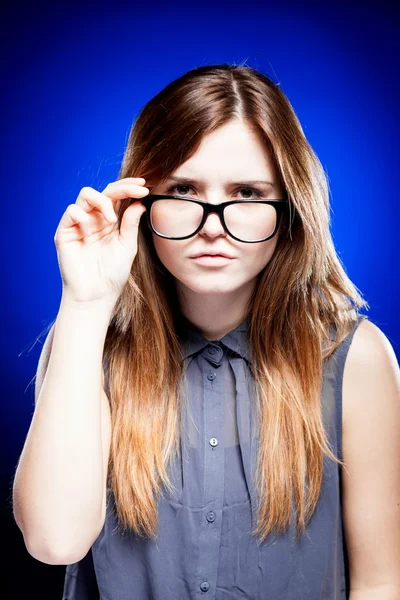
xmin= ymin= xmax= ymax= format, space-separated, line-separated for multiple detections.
xmin=190 ymin=252 xmax=235 ymax=259
xmin=190 ymin=254 xmax=235 ymax=266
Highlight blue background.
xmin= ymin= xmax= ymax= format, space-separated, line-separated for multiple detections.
xmin=2 ymin=1 xmax=399 ymax=595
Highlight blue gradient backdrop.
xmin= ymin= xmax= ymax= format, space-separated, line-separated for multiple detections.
xmin=2 ymin=0 xmax=399 ymax=595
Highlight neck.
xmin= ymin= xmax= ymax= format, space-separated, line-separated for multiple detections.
xmin=176 ymin=281 xmax=254 ymax=341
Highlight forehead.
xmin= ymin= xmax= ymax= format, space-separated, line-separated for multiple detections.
xmin=170 ymin=122 xmax=277 ymax=183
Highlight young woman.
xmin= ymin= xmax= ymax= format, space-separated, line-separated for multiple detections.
xmin=13 ymin=64 xmax=400 ymax=599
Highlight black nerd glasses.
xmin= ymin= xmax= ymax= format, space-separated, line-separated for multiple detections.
xmin=134 ymin=194 xmax=289 ymax=243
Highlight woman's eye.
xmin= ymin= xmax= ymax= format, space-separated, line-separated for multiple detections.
xmin=239 ymin=188 xmax=253 ymax=198
xmin=168 ymin=184 xmax=192 ymax=195
xmin=236 ymin=187 xmax=263 ymax=199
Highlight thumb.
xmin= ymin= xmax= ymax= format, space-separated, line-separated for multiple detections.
xmin=118 ymin=201 xmax=147 ymax=246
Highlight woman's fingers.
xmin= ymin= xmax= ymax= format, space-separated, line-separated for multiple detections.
xmin=101 ymin=180 xmax=150 ymax=215
xmin=56 ymin=178 xmax=150 ymax=240
xmin=54 ymin=204 xmax=92 ymax=244
xmin=74 ymin=179 xmax=149 ymax=222
xmin=101 ymin=178 xmax=149 ymax=199
xmin=74 ymin=187 xmax=118 ymax=224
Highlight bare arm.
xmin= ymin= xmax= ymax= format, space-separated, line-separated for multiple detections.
xmin=342 ymin=320 xmax=400 ymax=598
xmin=12 ymin=294 xmax=112 ymax=565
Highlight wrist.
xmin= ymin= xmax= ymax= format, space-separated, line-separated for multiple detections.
xmin=60 ymin=292 xmax=117 ymax=318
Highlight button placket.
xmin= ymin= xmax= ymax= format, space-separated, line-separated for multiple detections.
xmin=197 ymin=345 xmax=224 ymax=599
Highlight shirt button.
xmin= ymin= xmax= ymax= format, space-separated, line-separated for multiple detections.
xmin=206 ymin=511 xmax=216 ymax=522
xmin=207 ymin=370 xmax=216 ymax=381
xmin=200 ymin=581 xmax=210 ymax=592
xmin=209 ymin=437 xmax=218 ymax=447
xmin=208 ymin=346 xmax=217 ymax=355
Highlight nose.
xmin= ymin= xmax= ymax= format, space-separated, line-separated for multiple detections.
xmin=198 ymin=208 xmax=227 ymax=239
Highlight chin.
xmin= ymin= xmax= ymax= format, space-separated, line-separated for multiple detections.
xmin=178 ymin=276 xmax=246 ymax=296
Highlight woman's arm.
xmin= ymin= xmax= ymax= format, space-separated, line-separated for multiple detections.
xmin=341 ymin=319 xmax=400 ymax=599
xmin=12 ymin=295 xmax=112 ymax=565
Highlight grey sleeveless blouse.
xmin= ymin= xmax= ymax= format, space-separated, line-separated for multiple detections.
xmin=62 ymin=314 xmax=367 ymax=600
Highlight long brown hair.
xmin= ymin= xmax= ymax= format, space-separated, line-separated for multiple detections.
xmin=103 ymin=64 xmax=368 ymax=544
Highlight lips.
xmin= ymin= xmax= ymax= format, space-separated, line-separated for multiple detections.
xmin=190 ymin=252 xmax=235 ymax=259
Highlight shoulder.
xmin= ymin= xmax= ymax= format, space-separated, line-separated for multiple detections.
xmin=342 ymin=318 xmax=400 ymax=429
xmin=346 ymin=317 xmax=397 ymax=366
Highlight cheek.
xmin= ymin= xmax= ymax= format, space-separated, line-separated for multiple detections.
xmin=152 ymin=235 xmax=186 ymax=272
xmin=244 ymin=237 xmax=279 ymax=272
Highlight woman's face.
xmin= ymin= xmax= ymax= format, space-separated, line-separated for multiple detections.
xmin=150 ymin=119 xmax=285 ymax=300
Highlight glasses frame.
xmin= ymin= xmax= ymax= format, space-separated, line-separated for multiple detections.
xmin=136 ymin=194 xmax=290 ymax=243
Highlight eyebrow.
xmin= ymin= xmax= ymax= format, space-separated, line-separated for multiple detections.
xmin=164 ymin=176 xmax=274 ymax=188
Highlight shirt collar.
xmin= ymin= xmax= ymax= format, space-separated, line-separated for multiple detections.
xmin=178 ymin=315 xmax=340 ymax=370
xmin=178 ymin=315 xmax=252 ymax=366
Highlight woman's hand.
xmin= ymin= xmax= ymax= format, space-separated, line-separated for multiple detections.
xmin=54 ymin=177 xmax=149 ymax=305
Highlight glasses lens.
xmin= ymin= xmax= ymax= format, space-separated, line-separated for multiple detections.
xmin=151 ymin=199 xmax=204 ymax=237
xmin=224 ymin=202 xmax=277 ymax=242
xmin=150 ymin=199 xmax=277 ymax=241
